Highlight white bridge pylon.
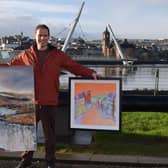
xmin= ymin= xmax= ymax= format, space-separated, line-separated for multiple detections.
xmin=62 ymin=2 xmax=85 ymax=52
xmin=108 ymin=24 xmax=133 ymax=65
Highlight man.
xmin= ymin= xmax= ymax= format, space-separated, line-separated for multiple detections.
xmin=3 ymin=24 xmax=98 ymax=168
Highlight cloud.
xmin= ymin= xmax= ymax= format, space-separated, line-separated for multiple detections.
xmin=142 ymin=0 xmax=168 ymax=6
xmin=0 ymin=0 xmax=80 ymax=37
xmin=1 ymin=0 xmax=168 ymax=39
xmin=0 ymin=0 xmax=78 ymax=14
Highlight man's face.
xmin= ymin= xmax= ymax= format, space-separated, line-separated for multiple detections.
xmin=35 ymin=28 xmax=49 ymax=50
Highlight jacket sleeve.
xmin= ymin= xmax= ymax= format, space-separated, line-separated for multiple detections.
xmin=61 ymin=52 xmax=95 ymax=78
xmin=3 ymin=51 xmax=28 ymax=66
xmin=0 ymin=63 xmax=9 ymax=66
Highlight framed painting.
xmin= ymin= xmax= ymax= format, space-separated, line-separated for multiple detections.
xmin=0 ymin=66 xmax=36 ymax=151
xmin=69 ymin=77 xmax=121 ymax=131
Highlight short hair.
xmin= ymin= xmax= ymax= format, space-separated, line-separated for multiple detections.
xmin=35 ymin=24 xmax=50 ymax=36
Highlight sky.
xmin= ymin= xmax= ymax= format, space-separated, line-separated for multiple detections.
xmin=1 ymin=0 xmax=168 ymax=40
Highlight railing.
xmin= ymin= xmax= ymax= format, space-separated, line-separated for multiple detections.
xmin=1 ymin=50 xmax=168 ymax=93
xmin=118 ymin=65 xmax=168 ymax=92
xmin=60 ymin=64 xmax=168 ymax=94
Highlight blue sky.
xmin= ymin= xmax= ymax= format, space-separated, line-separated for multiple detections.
xmin=1 ymin=0 xmax=168 ymax=39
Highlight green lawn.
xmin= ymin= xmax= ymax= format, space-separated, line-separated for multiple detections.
xmin=56 ymin=112 xmax=168 ymax=157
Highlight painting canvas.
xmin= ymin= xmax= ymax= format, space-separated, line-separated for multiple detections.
xmin=0 ymin=66 xmax=36 ymax=151
xmin=69 ymin=78 xmax=121 ymax=131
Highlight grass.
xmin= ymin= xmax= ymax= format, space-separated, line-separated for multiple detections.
xmin=122 ymin=112 xmax=168 ymax=136
xmin=55 ymin=112 xmax=168 ymax=157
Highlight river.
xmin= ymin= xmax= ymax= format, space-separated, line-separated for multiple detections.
xmin=1 ymin=50 xmax=168 ymax=91
xmin=60 ymin=64 xmax=168 ymax=92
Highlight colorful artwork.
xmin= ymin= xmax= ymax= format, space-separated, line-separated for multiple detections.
xmin=0 ymin=66 xmax=36 ymax=151
xmin=70 ymin=78 xmax=121 ymax=131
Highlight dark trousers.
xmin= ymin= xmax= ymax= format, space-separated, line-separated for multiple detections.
xmin=22 ymin=105 xmax=57 ymax=162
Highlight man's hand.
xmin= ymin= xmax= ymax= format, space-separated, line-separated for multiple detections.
xmin=92 ymin=72 xmax=101 ymax=79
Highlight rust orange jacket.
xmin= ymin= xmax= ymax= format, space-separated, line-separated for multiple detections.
xmin=4 ymin=45 xmax=95 ymax=105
